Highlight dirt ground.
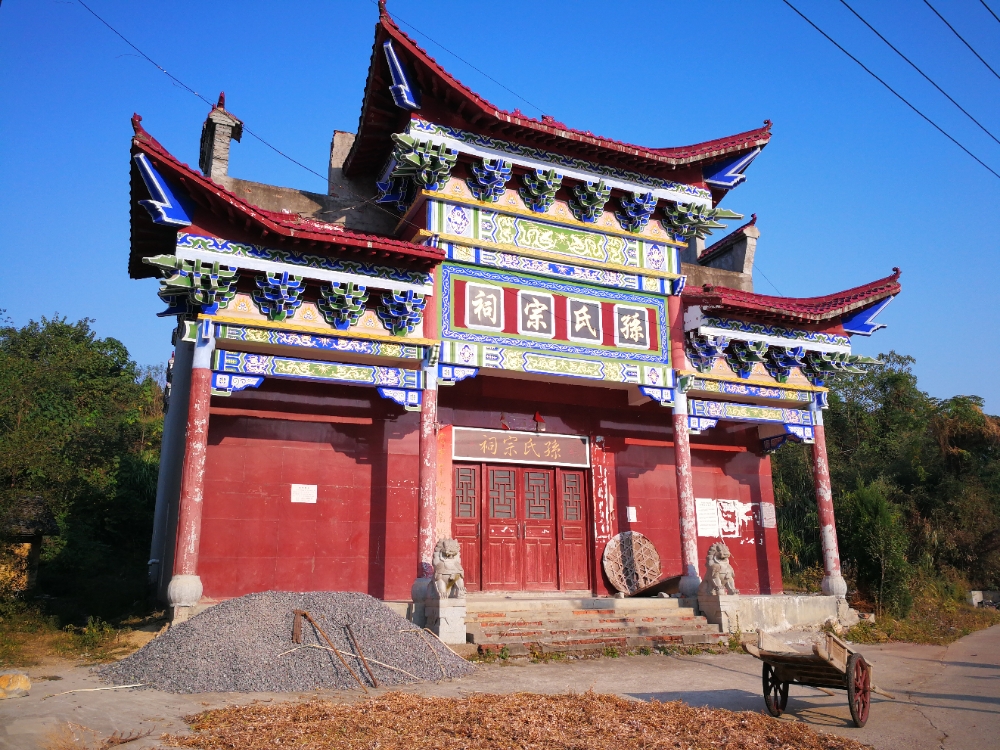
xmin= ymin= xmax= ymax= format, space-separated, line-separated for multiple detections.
xmin=2 ymin=625 xmax=998 ymax=750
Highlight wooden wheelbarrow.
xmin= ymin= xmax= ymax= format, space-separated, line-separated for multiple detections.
xmin=743 ymin=630 xmax=892 ymax=727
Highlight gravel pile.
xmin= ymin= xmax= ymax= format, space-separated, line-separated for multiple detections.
xmin=98 ymin=591 xmax=475 ymax=693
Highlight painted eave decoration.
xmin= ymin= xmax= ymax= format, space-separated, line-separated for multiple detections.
xmin=682 ymin=268 xmax=902 ymax=326
xmin=133 ymin=153 xmax=193 ymax=227
xmin=383 ymin=39 xmax=420 ymax=110
xmin=840 ymin=295 xmax=894 ymax=336
xmin=343 ymin=4 xmax=772 ymax=185
xmin=128 ymin=113 xmax=444 ymax=281
xmin=703 ymin=148 xmax=762 ymax=189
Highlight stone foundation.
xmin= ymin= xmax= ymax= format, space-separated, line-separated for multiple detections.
xmin=697 ymin=594 xmax=860 ymax=633
xmin=424 ymin=599 xmax=467 ymax=645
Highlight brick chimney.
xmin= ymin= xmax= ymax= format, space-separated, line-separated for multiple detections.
xmin=199 ymin=92 xmax=243 ymax=181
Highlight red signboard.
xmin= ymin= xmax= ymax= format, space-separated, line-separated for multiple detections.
xmin=452 ymin=427 xmax=590 ymax=468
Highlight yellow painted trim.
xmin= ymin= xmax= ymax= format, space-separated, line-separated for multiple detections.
xmin=678 ymin=369 xmax=828 ymax=394
xmin=419 ymin=189 xmax=686 ymax=247
xmin=420 ymin=229 xmax=682 ymax=282
xmin=202 ymin=314 xmax=439 ymax=347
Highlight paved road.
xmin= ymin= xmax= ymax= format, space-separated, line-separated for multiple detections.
xmin=2 ymin=626 xmax=998 ymax=749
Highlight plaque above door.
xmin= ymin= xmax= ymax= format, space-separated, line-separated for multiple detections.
xmin=452 ymin=427 xmax=589 ymax=468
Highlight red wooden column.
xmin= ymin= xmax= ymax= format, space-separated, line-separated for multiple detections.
xmin=668 ymin=295 xmax=700 ymax=597
xmin=811 ymin=398 xmax=847 ymax=597
xmin=416 ymin=278 xmax=439 ymax=580
xmin=167 ymin=324 xmax=215 ymax=620
xmin=417 ymin=386 xmax=438 ymax=579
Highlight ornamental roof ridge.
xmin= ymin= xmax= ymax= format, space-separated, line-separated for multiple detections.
xmin=698 ymin=213 xmax=758 ymax=265
xmin=130 ymin=114 xmax=442 ymax=268
xmin=345 ymin=9 xmax=772 ymax=179
xmin=683 ymin=268 xmax=901 ymax=324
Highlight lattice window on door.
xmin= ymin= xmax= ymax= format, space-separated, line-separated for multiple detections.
xmin=525 ymin=471 xmax=552 ymax=519
xmin=489 ymin=469 xmax=516 ymax=518
xmin=562 ymin=473 xmax=582 ymax=521
xmin=454 ymin=467 xmax=477 ymax=518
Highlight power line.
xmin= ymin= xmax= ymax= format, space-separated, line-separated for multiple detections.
xmin=76 ymin=0 xmax=328 ymax=184
xmin=752 ymin=262 xmax=783 ymax=296
xmin=839 ymin=0 xmax=1000 ymax=148
xmin=923 ymin=0 xmax=1000 ymax=84
xmin=368 ymin=0 xmax=545 ymax=115
xmin=779 ymin=0 xmax=1000 ymax=181
xmin=981 ymin=1 xmax=1000 ymax=26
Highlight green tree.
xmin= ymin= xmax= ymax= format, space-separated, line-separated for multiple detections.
xmin=773 ymin=352 xmax=1000 ymax=603
xmin=0 ymin=317 xmax=162 ymax=618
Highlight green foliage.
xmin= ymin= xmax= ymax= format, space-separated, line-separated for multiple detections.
xmin=773 ymin=351 xmax=1000 ymax=615
xmin=0 ymin=316 xmax=163 ymax=622
xmin=839 ymin=481 xmax=912 ymax=617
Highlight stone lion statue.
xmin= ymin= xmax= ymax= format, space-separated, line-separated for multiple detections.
xmin=432 ymin=539 xmax=466 ymax=598
xmin=698 ymin=542 xmax=739 ymax=596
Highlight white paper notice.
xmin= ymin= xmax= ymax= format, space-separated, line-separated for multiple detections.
xmin=290 ymin=484 xmax=317 ymax=504
xmin=761 ymin=502 xmax=777 ymax=529
xmin=626 ymin=506 xmax=637 ymax=523
xmin=695 ymin=497 xmax=719 ymax=537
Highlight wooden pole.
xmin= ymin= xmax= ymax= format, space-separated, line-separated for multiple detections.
xmin=668 ymin=295 xmax=700 ymax=597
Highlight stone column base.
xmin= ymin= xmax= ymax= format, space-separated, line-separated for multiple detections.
xmin=410 ymin=577 xmax=432 ymax=628
xmin=698 ymin=594 xmax=742 ymax=634
xmin=425 ymin=599 xmax=467 ymax=645
xmin=169 ymin=605 xmax=196 ymax=625
xmin=167 ymin=573 xmax=202 ymax=615
xmin=678 ymin=574 xmax=702 ymax=598
xmin=821 ymin=573 xmax=848 ymax=597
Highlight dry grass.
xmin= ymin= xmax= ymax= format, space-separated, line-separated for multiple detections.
xmin=0 ymin=600 xmax=160 ymax=667
xmin=164 ymin=692 xmax=870 ymax=750
xmin=44 ymin=723 xmax=152 ymax=750
xmin=846 ymin=596 xmax=1000 ymax=645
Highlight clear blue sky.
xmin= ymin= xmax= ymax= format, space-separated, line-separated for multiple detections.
xmin=1 ymin=0 xmax=998 ymax=412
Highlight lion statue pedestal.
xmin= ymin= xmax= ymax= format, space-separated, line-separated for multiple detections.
xmin=697 ymin=542 xmax=742 ymax=634
xmin=417 ymin=539 xmax=468 ymax=645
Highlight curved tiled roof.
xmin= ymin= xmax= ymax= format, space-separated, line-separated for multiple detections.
xmin=129 ymin=113 xmax=443 ymax=279
xmin=683 ymin=268 xmax=901 ymax=324
xmin=345 ymin=5 xmax=771 ymax=180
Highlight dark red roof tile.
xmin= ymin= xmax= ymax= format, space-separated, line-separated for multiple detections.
xmin=683 ymin=268 xmax=901 ymax=324
xmin=347 ymin=7 xmax=771 ymax=178
xmin=130 ymin=114 xmax=443 ymax=265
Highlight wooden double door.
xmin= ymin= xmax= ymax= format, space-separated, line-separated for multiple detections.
xmin=452 ymin=464 xmax=590 ymax=591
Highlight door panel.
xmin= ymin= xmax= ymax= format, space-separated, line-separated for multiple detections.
xmin=557 ymin=470 xmax=590 ymax=589
xmin=482 ymin=467 xmax=520 ymax=589
xmin=451 ymin=465 xmax=480 ymax=591
xmin=469 ymin=463 xmax=590 ymax=592
xmin=522 ymin=469 xmax=557 ymax=589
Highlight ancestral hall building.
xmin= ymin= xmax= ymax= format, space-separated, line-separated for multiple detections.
xmin=131 ymin=4 xmax=899 ymax=622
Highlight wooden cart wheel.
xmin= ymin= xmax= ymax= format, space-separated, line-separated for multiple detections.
xmin=762 ymin=663 xmax=789 ymax=717
xmin=846 ymin=653 xmax=871 ymax=727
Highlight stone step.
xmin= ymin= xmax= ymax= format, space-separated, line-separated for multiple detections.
xmin=468 ymin=621 xmax=721 ymax=644
xmin=477 ymin=632 xmax=724 ymax=657
xmin=466 ymin=596 xmax=682 ymax=614
xmin=466 ymin=613 xmax=705 ymax=631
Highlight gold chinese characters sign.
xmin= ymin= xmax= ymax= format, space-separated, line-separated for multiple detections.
xmin=452 ymin=427 xmax=590 ymax=468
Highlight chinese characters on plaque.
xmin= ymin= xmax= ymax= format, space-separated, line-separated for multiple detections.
xmin=517 ymin=291 xmax=555 ymax=339
xmin=460 ymin=280 xmax=654 ymax=352
xmin=452 ymin=427 xmax=590 ymax=467
xmin=613 ymin=304 xmax=649 ymax=348
xmin=566 ymin=298 xmax=602 ymax=344
xmin=465 ymin=283 xmax=504 ymax=331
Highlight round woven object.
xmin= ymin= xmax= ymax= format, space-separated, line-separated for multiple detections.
xmin=602 ymin=532 xmax=662 ymax=595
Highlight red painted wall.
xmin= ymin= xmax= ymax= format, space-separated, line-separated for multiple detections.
xmin=198 ymin=382 xmax=419 ymax=602
xmin=439 ymin=378 xmax=783 ymax=596
xmin=193 ymin=376 xmax=783 ymax=602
